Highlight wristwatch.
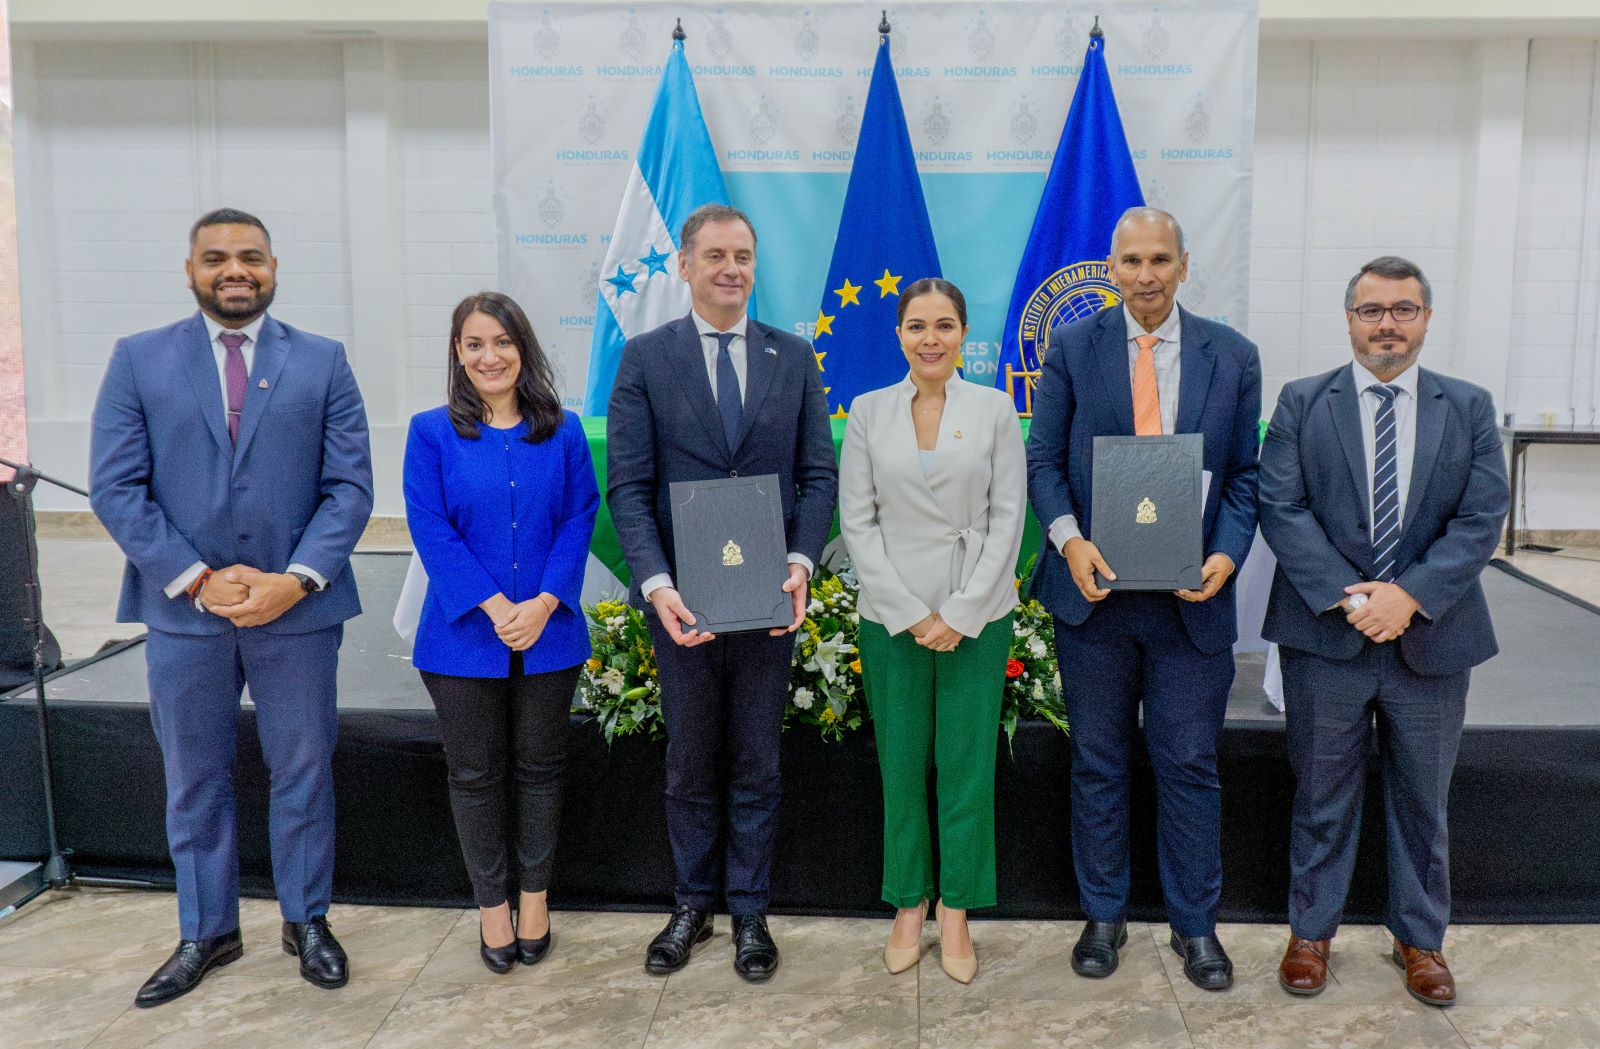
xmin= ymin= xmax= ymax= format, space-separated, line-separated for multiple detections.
xmin=287 ymin=571 xmax=319 ymax=594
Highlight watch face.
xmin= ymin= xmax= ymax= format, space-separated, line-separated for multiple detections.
xmin=293 ymin=573 xmax=317 ymax=593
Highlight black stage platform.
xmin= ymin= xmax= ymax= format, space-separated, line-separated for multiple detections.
xmin=3 ymin=554 xmax=1597 ymax=923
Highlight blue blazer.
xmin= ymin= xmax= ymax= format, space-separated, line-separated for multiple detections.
xmin=1258 ymin=365 xmax=1509 ymax=676
xmin=1025 ymin=305 xmax=1262 ymax=655
xmin=605 ymin=314 xmax=838 ymax=606
xmin=89 ymin=312 xmax=373 ymax=636
xmin=403 ymin=407 xmax=599 ymax=678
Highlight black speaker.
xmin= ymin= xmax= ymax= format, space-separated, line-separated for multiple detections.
xmin=0 ymin=490 xmax=62 ymax=693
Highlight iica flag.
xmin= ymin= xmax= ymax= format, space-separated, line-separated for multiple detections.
xmin=995 ymin=28 xmax=1144 ymax=415
xmin=583 ymin=37 xmax=741 ymax=415
xmin=813 ymin=34 xmax=941 ymax=417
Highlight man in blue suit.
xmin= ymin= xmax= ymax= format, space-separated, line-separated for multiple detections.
xmin=1027 ymin=207 xmax=1260 ymax=990
xmin=607 ymin=204 xmax=836 ymax=982
xmin=1260 ymin=256 xmax=1508 ymax=1006
xmin=90 ymin=208 xmax=373 ymax=1007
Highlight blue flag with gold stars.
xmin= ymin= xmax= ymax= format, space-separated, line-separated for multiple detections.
xmin=994 ymin=29 xmax=1143 ymax=415
xmin=813 ymin=35 xmax=941 ymax=416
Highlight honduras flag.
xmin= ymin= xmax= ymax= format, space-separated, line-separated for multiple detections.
xmin=995 ymin=27 xmax=1144 ymax=415
xmin=813 ymin=32 xmax=941 ymax=417
xmin=583 ymin=37 xmax=740 ymax=415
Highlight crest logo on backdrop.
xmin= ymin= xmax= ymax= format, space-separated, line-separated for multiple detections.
xmin=1010 ymin=96 xmax=1039 ymax=145
xmin=968 ymin=11 xmax=997 ymax=61
xmin=706 ymin=12 xmax=735 ymax=62
xmin=793 ymin=10 xmax=821 ymax=61
xmin=577 ymin=98 xmax=607 ymax=145
xmin=1142 ymin=10 xmax=1171 ymax=60
xmin=922 ymin=97 xmax=952 ymax=146
xmin=537 ymin=182 xmax=566 ymax=229
xmin=619 ymin=14 xmax=647 ymax=59
xmin=1185 ymin=93 xmax=1212 ymax=144
xmin=532 ymin=11 xmax=561 ymax=61
xmin=749 ymin=97 xmax=779 ymax=145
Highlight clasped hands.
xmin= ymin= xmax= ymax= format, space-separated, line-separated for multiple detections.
xmin=200 ymin=565 xmax=306 ymax=627
xmin=480 ymin=592 xmax=559 ymax=651
xmin=1339 ymin=581 xmax=1420 ymax=644
xmin=650 ymin=563 xmax=810 ymax=648
xmin=1061 ymin=538 xmax=1235 ymax=604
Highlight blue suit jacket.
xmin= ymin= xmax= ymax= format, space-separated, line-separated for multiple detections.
xmin=1258 ymin=365 xmax=1509 ymax=676
xmin=90 ymin=312 xmax=373 ymax=635
xmin=403 ymin=407 xmax=599 ymax=677
xmin=606 ymin=314 xmax=838 ymax=606
xmin=1026 ymin=305 xmax=1262 ymax=655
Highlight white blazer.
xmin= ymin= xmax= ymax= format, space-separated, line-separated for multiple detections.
xmin=839 ymin=374 xmax=1027 ymax=638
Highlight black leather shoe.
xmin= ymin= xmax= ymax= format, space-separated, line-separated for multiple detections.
xmin=731 ymin=913 xmax=780 ymax=982
xmin=479 ymin=925 xmax=518 ymax=974
xmin=282 ymin=917 xmax=349 ymax=989
xmin=1071 ymin=920 xmax=1128 ymax=978
xmin=1170 ymin=932 xmax=1234 ymax=991
xmin=134 ymin=928 xmax=243 ymax=1007
xmin=517 ymin=924 xmax=552 ymax=966
xmin=645 ymin=906 xmax=712 ymax=975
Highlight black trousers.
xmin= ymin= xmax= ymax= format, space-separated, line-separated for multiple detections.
xmin=646 ymin=608 xmax=795 ymax=916
xmin=420 ymin=654 xmax=581 ymax=908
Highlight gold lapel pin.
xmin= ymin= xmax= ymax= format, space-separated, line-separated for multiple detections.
xmin=953 ymin=429 xmax=963 ymax=439
xmin=258 ymin=379 xmax=269 ymax=389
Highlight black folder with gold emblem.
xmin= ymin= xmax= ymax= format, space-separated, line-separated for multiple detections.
xmin=1089 ymin=434 xmax=1204 ymax=591
xmin=669 ymin=474 xmax=793 ymax=633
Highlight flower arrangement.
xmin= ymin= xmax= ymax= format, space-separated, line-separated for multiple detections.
xmin=577 ymin=559 xmax=1067 ymax=745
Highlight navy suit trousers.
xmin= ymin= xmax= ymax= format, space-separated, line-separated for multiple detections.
xmin=146 ymin=624 xmax=341 ymax=940
xmin=1282 ymin=642 xmax=1467 ymax=949
xmin=1054 ymin=593 xmax=1233 ymax=936
xmin=646 ymin=610 xmax=796 ymax=915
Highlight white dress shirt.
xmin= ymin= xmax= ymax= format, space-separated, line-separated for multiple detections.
xmin=1048 ymin=305 xmax=1184 ymax=551
xmin=637 ymin=310 xmax=812 ymax=601
xmin=164 ymin=313 xmax=327 ymax=600
xmin=1352 ymin=359 xmax=1419 ymax=532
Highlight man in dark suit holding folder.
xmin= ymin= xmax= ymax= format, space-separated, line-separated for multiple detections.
xmin=1260 ymin=257 xmax=1508 ymax=1005
xmin=1027 ymin=207 xmax=1261 ymax=990
xmin=607 ymin=204 xmax=836 ymax=981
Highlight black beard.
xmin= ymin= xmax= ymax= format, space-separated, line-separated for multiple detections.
xmin=193 ymin=280 xmax=276 ymax=323
xmin=1353 ymin=332 xmax=1423 ymax=376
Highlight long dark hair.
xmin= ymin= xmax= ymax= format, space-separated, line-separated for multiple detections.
xmin=446 ymin=292 xmax=564 ymax=443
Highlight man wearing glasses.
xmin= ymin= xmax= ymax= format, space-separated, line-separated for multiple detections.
xmin=1257 ymin=256 xmax=1508 ymax=1006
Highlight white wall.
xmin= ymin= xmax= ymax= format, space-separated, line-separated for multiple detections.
xmin=17 ymin=34 xmax=1600 ymax=527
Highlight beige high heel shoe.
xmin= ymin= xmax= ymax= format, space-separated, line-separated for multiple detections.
xmin=883 ymin=900 xmax=927 ymax=974
xmin=936 ymin=899 xmax=977 ymax=984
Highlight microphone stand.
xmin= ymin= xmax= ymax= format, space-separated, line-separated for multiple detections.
xmin=0 ymin=456 xmax=146 ymax=917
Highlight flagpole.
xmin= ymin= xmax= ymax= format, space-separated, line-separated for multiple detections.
xmin=879 ymin=10 xmax=890 ymax=40
xmin=673 ymin=16 xmax=684 ymax=42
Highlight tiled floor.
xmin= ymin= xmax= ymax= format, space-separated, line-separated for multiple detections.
xmin=2 ymin=889 xmax=1598 ymax=1049
xmin=7 ymin=534 xmax=1599 ymax=1047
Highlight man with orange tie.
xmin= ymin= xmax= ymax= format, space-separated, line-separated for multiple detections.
xmin=1026 ymin=207 xmax=1261 ymax=991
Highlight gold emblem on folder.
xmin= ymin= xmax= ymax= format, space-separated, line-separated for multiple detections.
xmin=1135 ymin=497 xmax=1157 ymax=525
xmin=722 ymin=540 xmax=744 ymax=567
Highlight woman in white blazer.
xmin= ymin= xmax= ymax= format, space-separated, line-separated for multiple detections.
xmin=840 ymin=278 xmax=1027 ymax=984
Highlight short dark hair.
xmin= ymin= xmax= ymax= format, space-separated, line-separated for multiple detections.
xmin=896 ymin=277 xmax=968 ymax=327
xmin=1345 ymin=255 xmax=1432 ymax=310
xmin=190 ymin=207 xmax=271 ymax=248
xmin=679 ymin=203 xmax=757 ymax=255
xmin=446 ymin=292 xmax=564 ymax=444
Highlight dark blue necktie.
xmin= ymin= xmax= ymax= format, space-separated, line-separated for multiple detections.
xmin=1369 ymin=384 xmax=1402 ymax=582
xmin=713 ymin=331 xmax=742 ymax=448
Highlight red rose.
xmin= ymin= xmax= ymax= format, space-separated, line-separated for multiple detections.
xmin=1005 ymin=659 xmax=1025 ymax=679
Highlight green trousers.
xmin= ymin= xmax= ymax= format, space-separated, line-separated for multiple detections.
xmin=857 ymin=613 xmax=1013 ymax=910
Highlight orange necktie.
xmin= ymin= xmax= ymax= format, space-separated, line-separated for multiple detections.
xmin=1132 ymin=333 xmax=1162 ymax=436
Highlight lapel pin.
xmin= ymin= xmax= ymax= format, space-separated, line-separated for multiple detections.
xmin=954 ymin=430 xmax=963 ymax=439
xmin=258 ymin=379 xmax=269 ymax=389
xmin=765 ymin=347 xmax=777 ymax=355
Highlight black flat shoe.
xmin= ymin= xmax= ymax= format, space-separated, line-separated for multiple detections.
xmin=1071 ymin=920 xmax=1127 ymax=978
xmin=1171 ymin=931 xmax=1234 ymax=991
xmin=480 ymin=926 xmax=518 ymax=974
xmin=135 ymin=928 xmax=243 ymax=1007
xmin=282 ymin=917 xmax=349 ymax=989
xmin=645 ymin=905 xmax=712 ymax=975
xmin=731 ymin=913 xmax=780 ymax=983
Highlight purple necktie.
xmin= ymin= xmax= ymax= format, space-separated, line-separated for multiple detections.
xmin=220 ymin=331 xmax=247 ymax=444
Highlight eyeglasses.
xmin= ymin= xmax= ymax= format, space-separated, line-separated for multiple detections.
xmin=1351 ymin=302 xmax=1423 ymax=323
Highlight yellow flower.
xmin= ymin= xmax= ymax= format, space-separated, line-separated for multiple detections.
xmin=586 ymin=658 xmax=602 ymax=673
xmin=819 ymin=707 xmax=839 ymax=724
xmin=850 ymin=658 xmax=862 ymax=674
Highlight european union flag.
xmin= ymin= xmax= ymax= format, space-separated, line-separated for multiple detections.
xmin=813 ymin=33 xmax=941 ymax=417
xmin=995 ymin=27 xmax=1144 ymax=415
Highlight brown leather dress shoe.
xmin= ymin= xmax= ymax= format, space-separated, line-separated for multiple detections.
xmin=1278 ymin=934 xmax=1331 ymax=996
xmin=1392 ymin=940 xmax=1456 ymax=1006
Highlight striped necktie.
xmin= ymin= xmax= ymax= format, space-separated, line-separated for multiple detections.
xmin=1369 ymin=384 xmax=1403 ymax=582
xmin=1132 ymin=333 xmax=1162 ymax=436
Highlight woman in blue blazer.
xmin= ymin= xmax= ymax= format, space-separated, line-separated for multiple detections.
xmin=403 ymin=292 xmax=598 ymax=973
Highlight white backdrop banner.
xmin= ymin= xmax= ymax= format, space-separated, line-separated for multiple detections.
xmin=489 ymin=0 xmax=1258 ymax=407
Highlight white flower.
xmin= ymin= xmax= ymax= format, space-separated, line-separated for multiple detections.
xmin=806 ymin=632 xmax=855 ymax=684
xmin=1032 ymin=680 xmax=1045 ymax=702
xmin=792 ymin=687 xmax=815 ymax=710
xmin=807 ymin=599 xmax=823 ymax=615
xmin=1028 ymin=637 xmax=1047 ymax=658
xmin=598 ymin=668 xmax=625 ymax=696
